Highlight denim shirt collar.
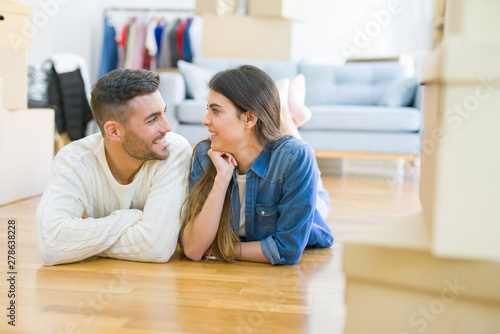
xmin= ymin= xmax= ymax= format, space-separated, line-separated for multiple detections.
xmin=249 ymin=146 xmax=271 ymax=179
xmin=235 ymin=136 xmax=291 ymax=180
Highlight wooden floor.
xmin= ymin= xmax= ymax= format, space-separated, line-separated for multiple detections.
xmin=0 ymin=162 xmax=421 ymax=334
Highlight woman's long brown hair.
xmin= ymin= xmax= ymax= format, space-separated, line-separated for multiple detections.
xmin=180 ymin=65 xmax=284 ymax=262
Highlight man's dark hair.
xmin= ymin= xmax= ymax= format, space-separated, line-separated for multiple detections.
xmin=90 ymin=68 xmax=160 ymax=136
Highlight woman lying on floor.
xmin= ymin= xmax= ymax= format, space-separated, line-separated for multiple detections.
xmin=180 ymin=65 xmax=334 ymax=265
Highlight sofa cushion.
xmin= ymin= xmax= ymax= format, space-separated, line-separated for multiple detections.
xmin=378 ymin=77 xmax=419 ymax=107
xmin=177 ymin=60 xmax=213 ymax=100
xmin=299 ymin=105 xmax=422 ymax=132
xmin=176 ymin=100 xmax=207 ymax=123
xmin=299 ymin=130 xmax=422 ymax=154
xmin=301 ymin=63 xmax=408 ymax=106
xmin=178 ymin=57 xmax=300 ymax=101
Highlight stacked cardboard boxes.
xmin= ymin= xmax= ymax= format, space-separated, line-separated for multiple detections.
xmin=0 ymin=78 xmax=2 ymax=150
xmin=196 ymin=0 xmax=307 ymax=61
xmin=343 ymin=213 xmax=500 ymax=333
xmin=343 ymin=0 xmax=500 ymax=332
xmin=0 ymin=108 xmax=55 ymax=206
xmin=419 ymin=0 xmax=500 ymax=264
xmin=248 ymin=0 xmax=307 ymax=21
xmin=0 ymin=2 xmax=31 ymax=109
xmin=0 ymin=2 xmax=55 ymax=205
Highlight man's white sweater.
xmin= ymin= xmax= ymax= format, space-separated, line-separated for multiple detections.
xmin=36 ymin=132 xmax=192 ymax=266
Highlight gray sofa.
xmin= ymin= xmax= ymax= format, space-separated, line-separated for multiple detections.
xmin=158 ymin=58 xmax=423 ymax=155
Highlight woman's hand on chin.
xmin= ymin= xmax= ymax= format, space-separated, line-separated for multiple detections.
xmin=208 ymin=149 xmax=237 ymax=182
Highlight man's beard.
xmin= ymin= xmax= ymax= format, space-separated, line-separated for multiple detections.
xmin=122 ymin=131 xmax=169 ymax=161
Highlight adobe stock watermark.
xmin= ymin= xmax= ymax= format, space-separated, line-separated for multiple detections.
xmin=384 ymin=167 xmax=407 ymax=193
xmin=421 ymin=74 xmax=497 ymax=158
xmin=8 ymin=0 xmax=70 ymax=50
xmin=339 ymin=0 xmax=403 ymax=59
xmin=55 ymin=269 xmax=133 ymax=334
xmin=237 ymin=250 xmax=330 ymax=333
xmin=399 ymin=277 xmax=467 ymax=334
xmin=237 ymin=270 xmax=298 ymax=334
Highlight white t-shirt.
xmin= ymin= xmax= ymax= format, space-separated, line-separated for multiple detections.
xmin=235 ymin=173 xmax=247 ymax=237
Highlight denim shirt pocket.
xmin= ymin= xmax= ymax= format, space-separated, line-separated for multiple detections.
xmin=255 ymin=202 xmax=280 ymax=234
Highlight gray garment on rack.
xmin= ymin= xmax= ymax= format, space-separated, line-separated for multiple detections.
xmin=169 ymin=19 xmax=181 ymax=68
xmin=158 ymin=21 xmax=171 ymax=68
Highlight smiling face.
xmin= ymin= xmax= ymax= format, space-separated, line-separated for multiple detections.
xmin=121 ymin=90 xmax=171 ymax=161
xmin=203 ymin=89 xmax=249 ymax=153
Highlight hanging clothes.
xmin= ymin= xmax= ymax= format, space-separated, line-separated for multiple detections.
xmin=131 ymin=17 xmax=146 ymax=69
xmin=169 ymin=19 xmax=181 ymax=67
xmin=155 ymin=20 xmax=164 ymax=58
xmin=176 ymin=20 xmax=186 ymax=61
xmin=123 ymin=18 xmax=137 ymax=69
xmin=158 ymin=20 xmax=172 ymax=68
xmin=189 ymin=16 xmax=203 ymax=61
xmin=143 ymin=19 xmax=158 ymax=70
xmin=117 ymin=19 xmax=130 ymax=69
xmin=183 ymin=17 xmax=193 ymax=63
xmin=99 ymin=16 xmax=118 ymax=78
xmin=98 ymin=10 xmax=200 ymax=73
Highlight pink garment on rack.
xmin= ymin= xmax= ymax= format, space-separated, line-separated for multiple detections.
xmin=132 ymin=17 xmax=146 ymax=69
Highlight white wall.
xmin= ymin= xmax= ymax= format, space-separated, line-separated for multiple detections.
xmin=298 ymin=0 xmax=434 ymax=64
xmin=21 ymin=0 xmax=433 ymax=82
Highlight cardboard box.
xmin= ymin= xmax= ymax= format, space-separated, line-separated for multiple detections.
xmin=419 ymin=39 xmax=500 ymax=264
xmin=444 ymin=0 xmax=500 ymax=39
xmin=343 ymin=213 xmax=500 ymax=334
xmin=416 ymin=0 xmax=500 ymax=263
xmin=0 ymin=3 xmax=31 ymax=51
xmin=344 ymin=281 xmax=500 ymax=334
xmin=0 ymin=77 xmax=2 ymax=150
xmin=344 ymin=213 xmax=500 ymax=304
xmin=0 ymin=48 xmax=27 ymax=109
xmin=195 ymin=0 xmax=237 ymax=16
xmin=0 ymin=109 xmax=54 ymax=206
xmin=248 ymin=0 xmax=307 ymax=21
xmin=0 ymin=1 xmax=21 ymax=5
xmin=0 ymin=3 xmax=30 ymax=110
xmin=202 ymin=14 xmax=301 ymax=61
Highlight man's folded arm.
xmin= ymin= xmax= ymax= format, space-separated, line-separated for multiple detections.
xmin=36 ymin=156 xmax=142 ymax=266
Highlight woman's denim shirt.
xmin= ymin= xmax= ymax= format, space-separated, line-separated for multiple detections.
xmin=190 ymin=136 xmax=334 ymax=265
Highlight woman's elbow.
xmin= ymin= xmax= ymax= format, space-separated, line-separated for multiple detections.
xmin=182 ymin=244 xmax=205 ymax=262
xmin=180 ymin=230 xmax=207 ymax=261
xmin=282 ymin=251 xmax=304 ymax=265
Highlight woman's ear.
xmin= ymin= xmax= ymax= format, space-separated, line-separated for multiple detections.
xmin=103 ymin=120 xmax=123 ymax=141
xmin=243 ymin=111 xmax=259 ymax=129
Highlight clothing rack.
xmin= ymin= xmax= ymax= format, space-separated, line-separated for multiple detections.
xmin=104 ymin=7 xmax=193 ymax=14
xmin=99 ymin=6 xmax=201 ymax=75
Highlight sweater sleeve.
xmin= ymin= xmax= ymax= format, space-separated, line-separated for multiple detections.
xmin=99 ymin=139 xmax=192 ymax=263
xmin=36 ymin=151 xmax=143 ymax=266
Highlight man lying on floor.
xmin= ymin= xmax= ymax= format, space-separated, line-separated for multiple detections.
xmin=36 ymin=68 xmax=191 ymax=266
